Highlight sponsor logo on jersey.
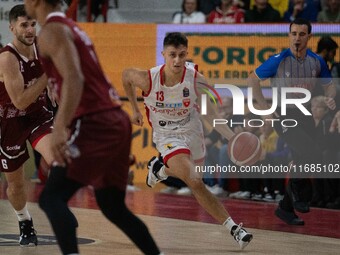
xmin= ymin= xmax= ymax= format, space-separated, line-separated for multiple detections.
xmin=183 ymin=87 xmax=189 ymax=97
xmin=6 ymin=145 xmax=20 ymax=151
xmin=165 ymin=144 xmax=177 ymax=150
xmin=183 ymin=99 xmax=190 ymax=107
xmin=156 ymin=102 xmax=164 ymax=107
xmin=159 ymin=120 xmax=166 ymax=126
xmin=167 ymin=115 xmax=190 ymax=127
xmin=149 ymin=106 xmax=189 ymax=117
xmin=164 ymin=102 xmax=183 ymax=108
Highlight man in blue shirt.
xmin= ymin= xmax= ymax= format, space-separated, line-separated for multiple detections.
xmin=248 ymin=18 xmax=336 ymax=225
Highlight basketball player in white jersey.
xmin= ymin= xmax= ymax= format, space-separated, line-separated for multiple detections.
xmin=123 ymin=32 xmax=253 ymax=249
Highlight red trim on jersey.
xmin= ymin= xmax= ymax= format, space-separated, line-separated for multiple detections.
xmin=31 ymin=133 xmax=48 ymax=149
xmin=163 ymin=148 xmax=190 ymax=165
xmin=142 ymin=70 xmax=152 ymax=97
xmin=144 ymin=104 xmax=152 ymax=128
xmin=193 ymin=70 xmax=199 ymax=98
xmin=159 ymin=65 xmax=166 ymax=86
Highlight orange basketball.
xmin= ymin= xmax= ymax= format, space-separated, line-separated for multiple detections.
xmin=227 ymin=132 xmax=261 ymax=166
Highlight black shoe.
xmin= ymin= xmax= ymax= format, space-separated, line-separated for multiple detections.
xmin=275 ymin=203 xmax=304 ymax=226
xmin=287 ymin=181 xmax=310 ymax=213
xmin=19 ymin=219 xmax=38 ymax=246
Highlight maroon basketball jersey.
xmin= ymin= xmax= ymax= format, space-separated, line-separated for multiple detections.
xmin=39 ymin=12 xmax=121 ymax=119
xmin=0 ymin=43 xmax=46 ymax=118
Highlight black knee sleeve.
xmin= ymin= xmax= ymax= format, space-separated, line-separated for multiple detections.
xmin=95 ymin=187 xmax=160 ymax=255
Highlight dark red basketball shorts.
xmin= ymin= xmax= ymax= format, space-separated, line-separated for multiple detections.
xmin=65 ymin=108 xmax=132 ymax=191
xmin=0 ymin=108 xmax=53 ymax=172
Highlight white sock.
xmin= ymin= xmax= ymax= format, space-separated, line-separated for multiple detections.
xmin=15 ymin=204 xmax=31 ymax=221
xmin=158 ymin=166 xmax=168 ymax=179
xmin=223 ymin=217 xmax=236 ymax=231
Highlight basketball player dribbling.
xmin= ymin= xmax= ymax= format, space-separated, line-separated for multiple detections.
xmin=23 ymin=0 xmax=162 ymax=254
xmin=123 ymin=32 xmax=253 ymax=249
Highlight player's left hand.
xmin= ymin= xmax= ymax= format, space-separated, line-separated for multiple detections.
xmin=325 ymin=97 xmax=336 ymax=110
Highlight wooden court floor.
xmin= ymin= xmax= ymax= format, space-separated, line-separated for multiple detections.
xmin=0 ymin=180 xmax=339 ymax=255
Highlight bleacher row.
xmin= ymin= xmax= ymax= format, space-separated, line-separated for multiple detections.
xmin=72 ymin=0 xmax=339 ymax=24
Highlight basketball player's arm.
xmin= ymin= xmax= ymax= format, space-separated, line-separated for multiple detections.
xmin=196 ymin=73 xmax=235 ymax=140
xmin=0 ymin=52 xmax=47 ymax=110
xmin=122 ymin=68 xmax=149 ymax=126
xmin=38 ymin=23 xmax=84 ymax=165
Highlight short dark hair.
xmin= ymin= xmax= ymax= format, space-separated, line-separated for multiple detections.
xmin=163 ymin=32 xmax=188 ymax=48
xmin=289 ymin=18 xmax=312 ymax=34
xmin=317 ymin=36 xmax=339 ymax=53
xmin=182 ymin=0 xmax=200 ymax=12
xmin=46 ymin=0 xmax=63 ymax=7
xmin=9 ymin=4 xmax=29 ymax=23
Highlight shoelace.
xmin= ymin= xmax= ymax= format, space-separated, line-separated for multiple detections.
xmin=232 ymin=223 xmax=243 ymax=241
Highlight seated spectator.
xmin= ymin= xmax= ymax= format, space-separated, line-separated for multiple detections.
xmin=173 ymin=0 xmax=206 ymax=24
xmin=259 ymin=121 xmax=289 ymax=202
xmin=249 ymin=0 xmax=289 ymax=17
xmin=207 ymin=0 xmax=245 ymax=23
xmin=315 ymin=36 xmax=340 ymax=111
xmin=317 ymin=36 xmax=339 ymax=69
xmin=204 ymin=97 xmax=243 ymax=196
xmin=245 ymin=0 xmax=282 ymax=22
xmin=310 ymin=96 xmax=339 ymax=208
xmin=228 ymin=113 xmax=261 ymax=200
xmin=317 ymin=0 xmax=340 ymax=22
xmin=283 ymin=0 xmax=320 ymax=22
xmin=198 ymin=0 xmax=221 ymax=15
xmin=234 ymin=0 xmax=251 ymax=10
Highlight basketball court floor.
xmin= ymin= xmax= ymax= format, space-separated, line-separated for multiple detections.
xmin=0 ymin=180 xmax=339 ymax=255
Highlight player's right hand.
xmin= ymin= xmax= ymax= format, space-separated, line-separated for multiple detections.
xmin=132 ymin=111 xmax=144 ymax=126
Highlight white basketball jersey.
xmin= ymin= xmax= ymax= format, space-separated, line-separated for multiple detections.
xmin=143 ymin=64 xmax=202 ymax=134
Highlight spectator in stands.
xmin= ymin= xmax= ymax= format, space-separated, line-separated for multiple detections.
xmin=316 ymin=36 xmax=340 ymax=101
xmin=317 ymin=36 xmax=339 ymax=68
xmin=310 ymin=96 xmax=339 ymax=208
xmin=283 ymin=0 xmax=320 ymax=22
xmin=259 ymin=121 xmax=288 ymax=202
xmin=198 ymin=0 xmax=221 ymax=15
xmin=172 ymin=0 xmax=206 ymax=24
xmin=245 ymin=0 xmax=282 ymax=22
xmin=204 ymin=97 xmax=243 ymax=196
xmin=249 ymin=0 xmax=289 ymax=17
xmin=228 ymin=113 xmax=261 ymax=200
xmin=234 ymin=0 xmax=251 ymax=10
xmin=317 ymin=0 xmax=340 ymax=22
xmin=207 ymin=0 xmax=245 ymax=23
